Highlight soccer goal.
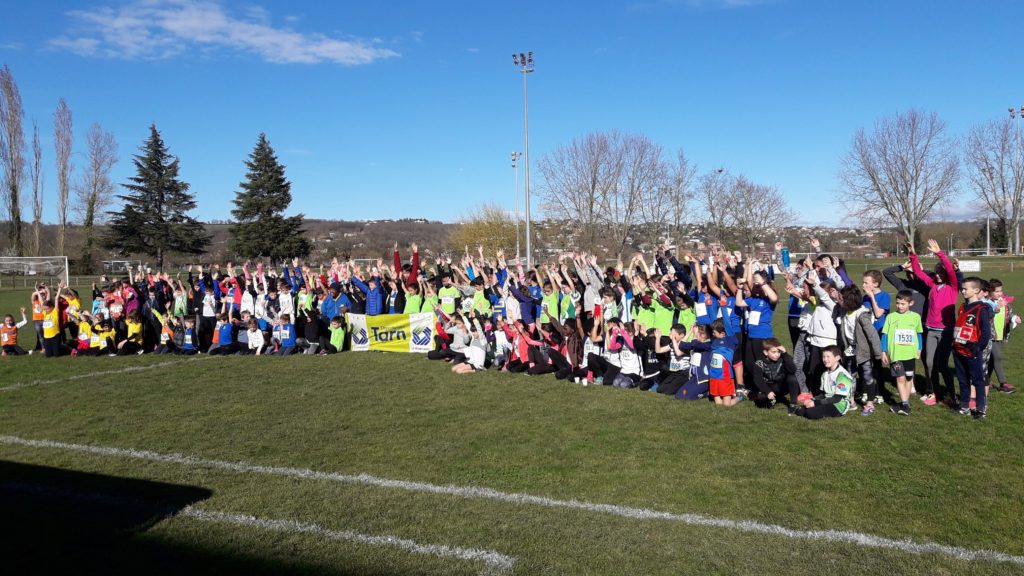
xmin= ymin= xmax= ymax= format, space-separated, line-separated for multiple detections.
xmin=0 ymin=256 xmax=70 ymax=289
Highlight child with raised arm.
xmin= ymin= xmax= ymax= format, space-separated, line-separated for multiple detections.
xmin=1 ymin=307 xmax=28 ymax=356
xmin=910 ymin=238 xmax=958 ymax=406
xmin=881 ymin=290 xmax=923 ymax=415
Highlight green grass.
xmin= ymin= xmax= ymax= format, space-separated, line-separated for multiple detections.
xmin=2 ymin=262 xmax=1024 ymax=575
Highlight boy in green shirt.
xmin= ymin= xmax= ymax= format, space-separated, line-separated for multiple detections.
xmin=882 ymin=290 xmax=924 ymax=415
xmin=325 ymin=315 xmax=347 ymax=354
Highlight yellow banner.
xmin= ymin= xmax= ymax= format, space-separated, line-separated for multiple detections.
xmin=346 ymin=313 xmax=434 ymax=353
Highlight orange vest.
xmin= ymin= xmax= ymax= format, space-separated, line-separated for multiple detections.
xmin=31 ymin=296 xmax=44 ymax=321
xmin=1 ymin=324 xmax=18 ymax=346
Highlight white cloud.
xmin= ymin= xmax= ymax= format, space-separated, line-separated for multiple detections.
xmin=50 ymin=0 xmax=399 ymax=65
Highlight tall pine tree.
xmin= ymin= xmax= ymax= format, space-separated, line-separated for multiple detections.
xmin=105 ymin=124 xmax=209 ymax=268
xmin=229 ymin=133 xmax=311 ymax=260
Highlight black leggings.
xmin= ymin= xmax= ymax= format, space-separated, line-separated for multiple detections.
xmin=587 ymin=353 xmax=623 ymax=383
xmin=797 ymin=402 xmax=842 ymax=419
xmin=505 ymin=358 xmax=530 ymax=373
xmin=657 ymin=369 xmax=690 ymax=396
xmin=807 ymin=345 xmax=827 ymax=396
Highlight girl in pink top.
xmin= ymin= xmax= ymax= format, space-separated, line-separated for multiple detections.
xmin=909 ymin=239 xmax=958 ymax=405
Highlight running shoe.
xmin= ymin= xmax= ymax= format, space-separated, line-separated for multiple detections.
xmin=920 ymin=394 xmax=936 ymax=406
xmin=897 ymin=404 xmax=910 ymax=416
xmin=998 ymin=383 xmax=1017 ymax=394
xmin=956 ymin=407 xmax=971 ymax=416
xmin=973 ymin=410 xmax=987 ymax=420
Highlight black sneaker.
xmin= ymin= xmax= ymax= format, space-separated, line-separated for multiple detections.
xmin=890 ymin=404 xmax=901 ymax=415
xmin=973 ymin=410 xmax=987 ymax=420
xmin=897 ymin=403 xmax=910 ymax=416
xmin=956 ymin=407 xmax=971 ymax=416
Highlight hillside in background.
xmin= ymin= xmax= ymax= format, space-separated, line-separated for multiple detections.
xmin=0 ymin=218 xmax=997 ymax=272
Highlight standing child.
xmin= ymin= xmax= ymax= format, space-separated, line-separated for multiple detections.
xmin=881 ymin=290 xmax=923 ymax=415
xmin=952 ymin=277 xmax=993 ymax=419
xmin=986 ymin=279 xmax=1017 ymax=394
xmin=709 ymin=319 xmax=740 ymax=407
xmin=839 ymin=285 xmax=883 ymax=415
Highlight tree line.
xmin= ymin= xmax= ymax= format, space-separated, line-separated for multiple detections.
xmin=0 ymin=65 xmax=310 ymax=270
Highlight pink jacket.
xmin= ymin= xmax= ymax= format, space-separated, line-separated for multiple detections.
xmin=910 ymin=251 xmax=958 ymax=329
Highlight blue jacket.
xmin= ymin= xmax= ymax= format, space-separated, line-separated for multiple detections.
xmin=351 ymin=276 xmax=384 ymax=316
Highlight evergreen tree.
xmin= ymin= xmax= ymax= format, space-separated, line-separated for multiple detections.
xmin=229 ymin=133 xmax=311 ymax=260
xmin=105 ymin=124 xmax=209 ymax=268
xmin=970 ymin=217 xmax=1009 ymax=253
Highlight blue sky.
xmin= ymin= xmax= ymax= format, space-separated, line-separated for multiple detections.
xmin=1 ymin=0 xmax=1022 ymax=226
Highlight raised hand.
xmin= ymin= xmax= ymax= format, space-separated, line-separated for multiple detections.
xmin=926 ymin=239 xmax=941 ymax=254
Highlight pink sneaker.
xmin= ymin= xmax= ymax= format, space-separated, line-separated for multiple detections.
xmin=921 ymin=394 xmax=936 ymax=406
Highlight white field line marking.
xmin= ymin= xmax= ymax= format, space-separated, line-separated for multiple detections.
xmin=179 ymin=506 xmax=516 ymax=576
xmin=0 ymin=356 xmax=213 ymax=392
xmin=0 ymin=481 xmax=514 ymax=576
xmin=2 ymin=434 xmax=1022 ymax=566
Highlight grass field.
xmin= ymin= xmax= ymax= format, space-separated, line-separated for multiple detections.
xmin=2 ymin=259 xmax=1024 ymax=575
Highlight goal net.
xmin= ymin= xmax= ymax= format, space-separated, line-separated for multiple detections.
xmin=0 ymin=256 xmax=70 ymax=288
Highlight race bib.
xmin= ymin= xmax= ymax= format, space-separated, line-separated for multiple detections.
xmin=91 ymin=335 xmax=100 ymax=344
xmin=184 ymin=335 xmax=193 ymax=345
xmin=710 ymin=354 xmax=723 ymax=369
xmin=895 ymin=329 xmax=915 ymax=345
xmin=1 ymin=333 xmax=8 ymax=343
xmin=33 ymin=305 xmax=41 ymax=314
xmin=691 ymin=352 xmax=703 ymax=370
xmin=695 ymin=303 xmax=707 ymax=317
xmin=747 ymin=310 xmax=761 ymax=326
xmin=79 ymin=333 xmax=89 ymax=341
xmin=160 ymin=332 xmax=170 ymax=343
xmin=42 ymin=321 xmax=53 ymax=329
xmin=954 ymin=325 xmax=975 ymax=343
xmin=442 ymin=296 xmax=455 ymax=306
xmin=669 ymin=354 xmax=689 ymax=371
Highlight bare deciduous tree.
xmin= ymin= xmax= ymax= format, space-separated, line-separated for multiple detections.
xmin=607 ymin=133 xmax=665 ymax=256
xmin=537 ymin=131 xmax=623 ymax=250
xmin=30 ymin=120 xmax=43 ymax=256
xmin=75 ymin=123 xmax=118 ymax=273
xmin=727 ymin=175 xmax=795 ymax=253
xmin=663 ymin=148 xmax=697 ymax=244
xmin=0 ymin=65 xmax=25 ymax=256
xmin=697 ymin=168 xmax=733 ymax=244
xmin=54 ymin=98 xmax=73 ymax=257
xmin=840 ymin=109 xmax=960 ymax=251
xmin=964 ymin=117 xmax=1024 ymax=254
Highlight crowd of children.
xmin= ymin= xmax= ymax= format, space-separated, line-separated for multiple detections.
xmin=2 ymin=238 xmax=1018 ymax=420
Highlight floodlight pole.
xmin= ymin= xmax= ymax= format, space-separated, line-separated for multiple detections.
xmin=513 ymin=52 xmax=535 ymax=269
xmin=1010 ymin=106 xmax=1024 ymax=255
xmin=512 ymin=151 xmax=522 ymax=260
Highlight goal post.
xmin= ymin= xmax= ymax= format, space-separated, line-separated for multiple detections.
xmin=0 ymin=256 xmax=70 ymax=289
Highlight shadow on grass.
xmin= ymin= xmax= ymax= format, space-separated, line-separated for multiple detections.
xmin=0 ymin=461 xmax=423 ymax=575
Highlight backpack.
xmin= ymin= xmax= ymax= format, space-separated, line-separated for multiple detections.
xmin=953 ymin=301 xmax=986 ymax=356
